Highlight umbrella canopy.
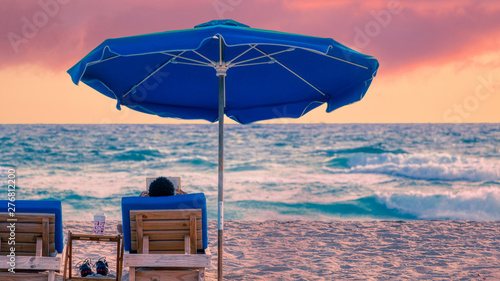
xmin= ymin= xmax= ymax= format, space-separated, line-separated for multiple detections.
xmin=68 ymin=19 xmax=379 ymax=280
xmin=68 ymin=19 xmax=378 ymax=124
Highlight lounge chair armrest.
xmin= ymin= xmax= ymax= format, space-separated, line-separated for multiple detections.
xmin=0 ymin=256 xmax=61 ymax=271
xmin=184 ymin=235 xmax=191 ymax=254
xmin=124 ymin=253 xmax=211 ymax=268
xmin=36 ymin=237 xmax=43 ymax=257
xmin=143 ymin=235 xmax=149 ymax=254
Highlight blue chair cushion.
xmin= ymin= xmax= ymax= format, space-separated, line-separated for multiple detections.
xmin=121 ymin=193 xmax=208 ymax=251
xmin=0 ymin=200 xmax=63 ymax=253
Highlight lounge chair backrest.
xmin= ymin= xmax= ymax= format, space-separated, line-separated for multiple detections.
xmin=122 ymin=193 xmax=208 ymax=252
xmin=0 ymin=213 xmax=55 ymax=256
xmin=0 ymin=200 xmax=63 ymax=256
xmin=130 ymin=209 xmax=202 ymax=254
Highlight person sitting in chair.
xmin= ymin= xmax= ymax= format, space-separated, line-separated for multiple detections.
xmin=140 ymin=177 xmax=187 ymax=197
xmin=118 ymin=177 xmax=187 ymax=234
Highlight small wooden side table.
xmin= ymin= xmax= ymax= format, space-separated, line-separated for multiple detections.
xmin=63 ymin=231 xmax=124 ymax=281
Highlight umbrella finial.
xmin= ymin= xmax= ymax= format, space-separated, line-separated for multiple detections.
xmin=195 ymin=19 xmax=250 ymax=28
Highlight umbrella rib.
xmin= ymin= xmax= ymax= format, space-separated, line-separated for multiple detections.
xmin=172 ymin=61 xmax=214 ymax=67
xmin=226 ymin=44 xmax=256 ymax=64
xmin=322 ymin=52 xmax=370 ymax=69
xmin=86 ymin=55 xmax=119 ymax=67
xmin=231 ymin=61 xmax=275 ymax=68
xmin=192 ymin=50 xmax=217 ymax=66
xmin=228 ymin=98 xmax=325 ymax=113
xmin=229 ymin=48 xmax=295 ymax=67
xmin=122 ymin=51 xmax=186 ymax=99
xmin=253 ymin=47 xmax=327 ymax=97
xmin=161 ymin=52 xmax=213 ymax=67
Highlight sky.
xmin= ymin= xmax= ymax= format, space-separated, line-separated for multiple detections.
xmin=1 ymin=0 xmax=499 ymax=124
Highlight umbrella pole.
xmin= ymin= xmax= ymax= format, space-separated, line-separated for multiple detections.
xmin=217 ymin=36 xmax=226 ymax=281
xmin=217 ymin=74 xmax=224 ymax=281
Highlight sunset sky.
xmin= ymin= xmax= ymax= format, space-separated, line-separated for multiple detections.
xmin=1 ymin=0 xmax=499 ymax=124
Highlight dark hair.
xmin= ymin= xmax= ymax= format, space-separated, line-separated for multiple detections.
xmin=148 ymin=177 xmax=175 ymax=197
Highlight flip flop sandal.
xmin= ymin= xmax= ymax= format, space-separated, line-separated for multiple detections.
xmin=95 ymin=257 xmax=109 ymax=276
xmin=76 ymin=258 xmax=93 ymax=277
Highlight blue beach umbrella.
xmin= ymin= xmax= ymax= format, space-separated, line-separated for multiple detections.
xmin=68 ymin=19 xmax=379 ymax=280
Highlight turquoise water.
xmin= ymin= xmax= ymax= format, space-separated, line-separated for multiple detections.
xmin=1 ymin=124 xmax=499 ymax=221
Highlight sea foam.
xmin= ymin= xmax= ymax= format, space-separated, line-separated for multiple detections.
xmin=344 ymin=153 xmax=500 ymax=182
xmin=375 ymin=188 xmax=500 ymax=220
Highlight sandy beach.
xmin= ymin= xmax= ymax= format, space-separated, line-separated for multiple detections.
xmin=57 ymin=220 xmax=500 ymax=280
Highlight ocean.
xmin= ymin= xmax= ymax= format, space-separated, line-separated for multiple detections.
xmin=1 ymin=123 xmax=499 ymax=221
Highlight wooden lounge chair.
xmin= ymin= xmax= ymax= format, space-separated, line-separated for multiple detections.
xmin=122 ymin=193 xmax=211 ymax=281
xmin=0 ymin=200 xmax=64 ymax=281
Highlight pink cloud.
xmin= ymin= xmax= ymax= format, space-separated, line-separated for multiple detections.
xmin=1 ymin=0 xmax=218 ymax=70
xmin=350 ymin=1 xmax=500 ymax=72
xmin=1 ymin=0 xmax=499 ymax=74
xmin=281 ymin=0 xmax=500 ymax=72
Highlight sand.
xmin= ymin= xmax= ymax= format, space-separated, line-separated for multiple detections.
xmin=58 ymin=220 xmax=500 ymax=280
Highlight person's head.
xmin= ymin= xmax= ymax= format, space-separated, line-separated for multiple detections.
xmin=148 ymin=177 xmax=175 ymax=197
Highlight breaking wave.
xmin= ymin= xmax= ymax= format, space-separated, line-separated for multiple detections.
xmin=326 ymin=153 xmax=500 ymax=182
